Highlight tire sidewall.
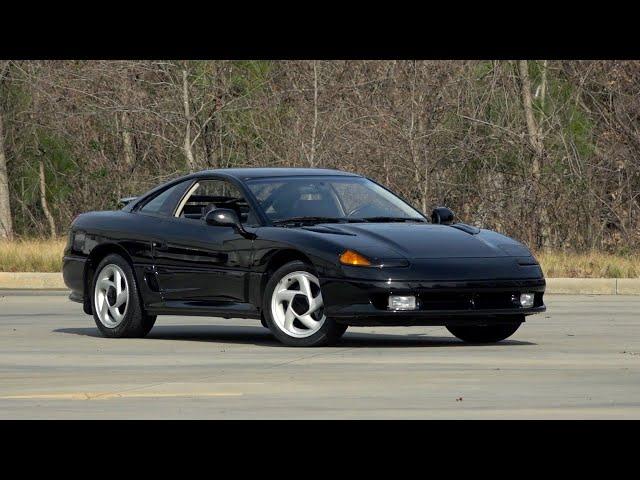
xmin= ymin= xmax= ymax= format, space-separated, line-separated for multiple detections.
xmin=263 ymin=260 xmax=346 ymax=347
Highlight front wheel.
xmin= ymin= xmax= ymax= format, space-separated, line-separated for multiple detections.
xmin=263 ymin=261 xmax=347 ymax=347
xmin=92 ymin=254 xmax=156 ymax=338
xmin=446 ymin=319 xmax=522 ymax=343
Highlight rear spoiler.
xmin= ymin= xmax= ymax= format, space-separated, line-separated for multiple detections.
xmin=118 ymin=196 xmax=138 ymax=207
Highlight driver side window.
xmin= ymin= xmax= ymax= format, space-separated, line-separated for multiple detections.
xmin=174 ymin=179 xmax=258 ymax=226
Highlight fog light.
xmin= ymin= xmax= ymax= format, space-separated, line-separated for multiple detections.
xmin=388 ymin=295 xmax=417 ymax=311
xmin=520 ymin=293 xmax=535 ymax=308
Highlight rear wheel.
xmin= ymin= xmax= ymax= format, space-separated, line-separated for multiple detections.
xmin=92 ymin=253 xmax=156 ymax=338
xmin=263 ymin=260 xmax=347 ymax=347
xmin=446 ymin=319 xmax=522 ymax=343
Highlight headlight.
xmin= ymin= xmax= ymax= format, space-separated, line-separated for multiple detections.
xmin=72 ymin=230 xmax=86 ymax=252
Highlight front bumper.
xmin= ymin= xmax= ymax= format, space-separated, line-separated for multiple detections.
xmin=62 ymin=254 xmax=87 ymax=299
xmin=321 ymin=276 xmax=546 ymax=326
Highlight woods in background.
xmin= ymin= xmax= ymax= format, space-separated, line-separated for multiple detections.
xmin=0 ymin=60 xmax=638 ymax=252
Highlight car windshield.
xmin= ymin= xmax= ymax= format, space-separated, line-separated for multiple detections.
xmin=246 ymin=176 xmax=426 ymax=224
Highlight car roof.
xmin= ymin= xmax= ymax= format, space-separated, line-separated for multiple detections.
xmin=195 ymin=167 xmax=360 ymax=180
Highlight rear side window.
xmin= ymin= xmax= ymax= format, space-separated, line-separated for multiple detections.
xmin=139 ymin=180 xmax=193 ymax=217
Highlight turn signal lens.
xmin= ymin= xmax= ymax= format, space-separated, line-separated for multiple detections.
xmin=339 ymin=249 xmax=371 ymax=266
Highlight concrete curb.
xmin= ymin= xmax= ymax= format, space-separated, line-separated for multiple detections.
xmin=545 ymin=278 xmax=616 ymax=295
xmin=545 ymin=278 xmax=640 ymax=295
xmin=615 ymin=278 xmax=640 ymax=295
xmin=0 ymin=272 xmax=67 ymax=290
xmin=0 ymin=273 xmax=639 ymax=295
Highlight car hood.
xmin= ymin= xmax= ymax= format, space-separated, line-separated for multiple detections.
xmin=304 ymin=222 xmax=532 ymax=259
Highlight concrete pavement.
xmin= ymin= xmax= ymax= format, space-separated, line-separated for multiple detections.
xmin=0 ymin=292 xmax=639 ymax=418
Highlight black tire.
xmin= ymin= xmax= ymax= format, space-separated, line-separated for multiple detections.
xmin=91 ymin=253 xmax=156 ymax=338
xmin=446 ymin=319 xmax=522 ymax=343
xmin=263 ymin=260 xmax=347 ymax=347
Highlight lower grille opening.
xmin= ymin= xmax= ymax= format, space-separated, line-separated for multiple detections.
xmin=419 ymin=292 xmax=519 ymax=310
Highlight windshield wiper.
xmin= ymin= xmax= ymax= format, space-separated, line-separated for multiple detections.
xmin=360 ymin=216 xmax=426 ymax=223
xmin=272 ymin=216 xmax=365 ymax=226
xmin=272 ymin=216 xmax=344 ymax=226
xmin=271 ymin=216 xmax=425 ymax=226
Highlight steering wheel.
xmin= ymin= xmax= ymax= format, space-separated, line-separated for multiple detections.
xmin=215 ymin=198 xmax=241 ymax=207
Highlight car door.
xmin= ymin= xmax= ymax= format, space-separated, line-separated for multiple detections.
xmin=152 ymin=177 xmax=258 ymax=305
xmin=132 ymin=178 xmax=196 ymax=309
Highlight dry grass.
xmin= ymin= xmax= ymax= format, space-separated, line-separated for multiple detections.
xmin=0 ymin=239 xmax=638 ymax=278
xmin=0 ymin=239 xmax=66 ymax=273
xmin=535 ymin=251 xmax=640 ymax=278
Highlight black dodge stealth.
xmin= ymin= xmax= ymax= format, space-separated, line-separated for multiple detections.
xmin=63 ymin=168 xmax=546 ymax=347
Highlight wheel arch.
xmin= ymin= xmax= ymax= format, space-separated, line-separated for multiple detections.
xmin=256 ymin=248 xmax=317 ymax=308
xmin=82 ymin=242 xmax=135 ymax=314
xmin=263 ymin=247 xmax=316 ymax=276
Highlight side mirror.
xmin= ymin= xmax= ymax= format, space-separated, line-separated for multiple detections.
xmin=204 ymin=208 xmax=254 ymax=238
xmin=431 ymin=207 xmax=455 ymax=225
xmin=205 ymin=208 xmax=240 ymax=227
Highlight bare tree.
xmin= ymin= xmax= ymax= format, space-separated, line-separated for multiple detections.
xmin=0 ymin=61 xmax=13 ymax=240
xmin=308 ymin=60 xmax=319 ymax=167
xmin=38 ymin=160 xmax=56 ymax=237
xmin=181 ymin=67 xmax=196 ymax=170
xmin=0 ymin=60 xmax=637 ymax=250
xmin=519 ymin=60 xmax=544 ymax=162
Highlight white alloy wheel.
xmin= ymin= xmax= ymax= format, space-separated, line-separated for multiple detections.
xmin=270 ymin=271 xmax=326 ymax=338
xmin=94 ymin=263 xmax=129 ymax=328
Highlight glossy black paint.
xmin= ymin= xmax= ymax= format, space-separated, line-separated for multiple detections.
xmin=63 ymin=168 xmax=546 ymax=326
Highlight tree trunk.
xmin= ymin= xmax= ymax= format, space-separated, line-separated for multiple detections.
xmin=309 ymin=61 xmax=319 ymax=167
xmin=203 ymin=120 xmax=218 ymax=169
xmin=421 ymin=161 xmax=430 ymax=215
xmin=201 ymin=94 xmax=222 ymax=170
xmin=120 ymin=111 xmax=135 ymax=167
xmin=182 ymin=68 xmax=196 ymax=170
xmin=519 ymin=60 xmax=548 ymax=248
xmin=39 ymin=160 xmax=56 ymax=238
xmin=0 ymin=62 xmax=13 ymax=240
xmin=539 ymin=60 xmax=548 ymax=111
xmin=518 ymin=60 xmax=544 ymax=163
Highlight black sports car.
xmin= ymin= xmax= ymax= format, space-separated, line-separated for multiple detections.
xmin=63 ymin=168 xmax=546 ymax=347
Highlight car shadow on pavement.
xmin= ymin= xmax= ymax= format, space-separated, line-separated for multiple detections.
xmin=53 ymin=325 xmax=535 ymax=348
